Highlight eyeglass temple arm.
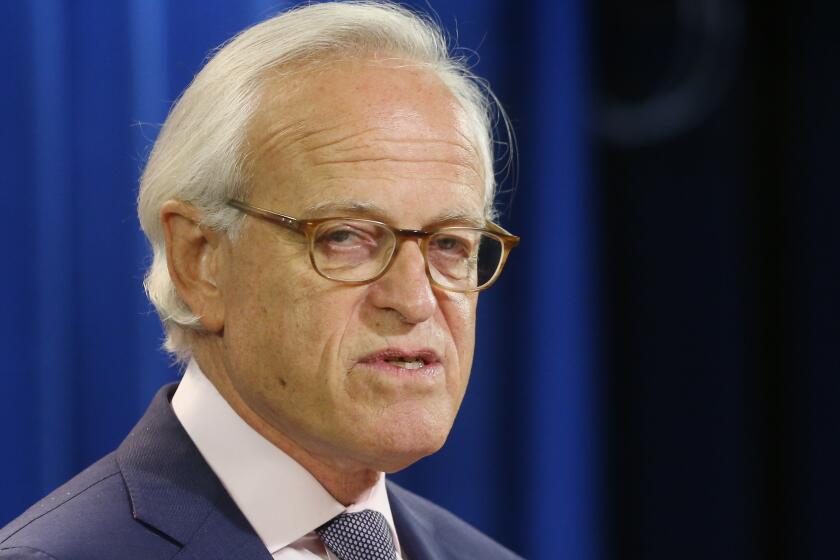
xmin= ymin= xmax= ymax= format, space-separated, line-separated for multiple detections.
xmin=486 ymin=220 xmax=520 ymax=247
xmin=227 ymin=199 xmax=302 ymax=233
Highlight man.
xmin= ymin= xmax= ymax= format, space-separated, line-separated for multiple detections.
xmin=0 ymin=2 xmax=521 ymax=559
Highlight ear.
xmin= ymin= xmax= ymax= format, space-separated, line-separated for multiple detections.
xmin=160 ymin=200 xmax=226 ymax=333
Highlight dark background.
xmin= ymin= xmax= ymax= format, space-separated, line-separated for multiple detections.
xmin=1 ymin=1 xmax=837 ymax=559
xmin=595 ymin=1 xmax=839 ymax=559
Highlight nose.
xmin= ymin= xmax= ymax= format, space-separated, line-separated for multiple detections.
xmin=368 ymin=240 xmax=437 ymax=324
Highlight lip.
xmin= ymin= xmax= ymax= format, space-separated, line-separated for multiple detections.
xmin=356 ymin=347 xmax=443 ymax=376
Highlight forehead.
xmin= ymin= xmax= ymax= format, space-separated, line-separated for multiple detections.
xmin=245 ymin=57 xmax=486 ymax=225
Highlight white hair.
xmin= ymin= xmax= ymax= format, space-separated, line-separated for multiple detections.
xmin=137 ymin=0 xmax=509 ymax=363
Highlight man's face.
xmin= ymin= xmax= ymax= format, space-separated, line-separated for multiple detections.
xmin=217 ymin=59 xmax=485 ymax=472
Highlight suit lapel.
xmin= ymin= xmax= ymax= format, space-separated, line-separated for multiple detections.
xmin=170 ymin=497 xmax=274 ymax=560
xmin=387 ymin=482 xmax=445 ymax=560
xmin=117 ymin=384 xmax=452 ymax=560
xmin=116 ymin=384 xmax=271 ymax=560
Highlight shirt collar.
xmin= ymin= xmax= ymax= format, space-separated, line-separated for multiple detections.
xmin=172 ymin=359 xmax=401 ymax=555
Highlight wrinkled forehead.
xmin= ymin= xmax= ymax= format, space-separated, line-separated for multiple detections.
xmin=251 ymin=56 xmax=480 ymax=145
xmin=243 ymin=57 xmax=487 ymax=214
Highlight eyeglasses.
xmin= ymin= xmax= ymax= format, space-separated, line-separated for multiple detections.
xmin=227 ymin=199 xmax=519 ymax=293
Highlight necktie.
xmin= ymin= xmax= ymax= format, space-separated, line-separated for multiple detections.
xmin=316 ymin=509 xmax=398 ymax=560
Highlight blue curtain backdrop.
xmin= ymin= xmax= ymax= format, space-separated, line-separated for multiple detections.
xmin=0 ymin=1 xmax=595 ymax=558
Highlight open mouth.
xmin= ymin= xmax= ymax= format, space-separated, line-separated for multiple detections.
xmin=385 ymin=357 xmax=426 ymax=370
xmin=358 ymin=348 xmax=440 ymax=371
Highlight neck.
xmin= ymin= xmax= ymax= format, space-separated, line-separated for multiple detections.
xmin=191 ymin=342 xmax=380 ymax=506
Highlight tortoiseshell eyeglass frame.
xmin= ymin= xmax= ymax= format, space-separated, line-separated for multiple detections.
xmin=227 ymin=199 xmax=520 ymax=293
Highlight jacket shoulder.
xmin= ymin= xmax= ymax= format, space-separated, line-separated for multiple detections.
xmin=0 ymin=453 xmax=121 ymax=544
xmin=387 ymin=482 xmax=523 ymax=559
xmin=0 ymin=547 xmax=58 ymax=559
xmin=0 ymin=453 xmax=177 ymax=560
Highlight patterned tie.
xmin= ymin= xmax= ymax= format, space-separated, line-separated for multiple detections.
xmin=316 ymin=509 xmax=398 ymax=560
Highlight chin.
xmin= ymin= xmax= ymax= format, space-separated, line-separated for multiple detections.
xmin=359 ymin=411 xmax=453 ymax=473
xmin=373 ymin=440 xmax=447 ymax=474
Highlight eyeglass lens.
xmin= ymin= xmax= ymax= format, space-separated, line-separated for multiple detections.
xmin=311 ymin=219 xmax=503 ymax=290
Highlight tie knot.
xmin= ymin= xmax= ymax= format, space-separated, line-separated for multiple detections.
xmin=316 ymin=509 xmax=397 ymax=560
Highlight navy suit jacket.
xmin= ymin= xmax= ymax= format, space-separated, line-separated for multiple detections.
xmin=0 ymin=384 xmax=522 ymax=559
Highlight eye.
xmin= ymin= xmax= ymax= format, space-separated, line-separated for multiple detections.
xmin=431 ymin=233 xmax=473 ymax=257
xmin=434 ymin=236 xmax=458 ymax=251
xmin=314 ymin=221 xmax=386 ymax=259
xmin=323 ymin=228 xmax=360 ymax=245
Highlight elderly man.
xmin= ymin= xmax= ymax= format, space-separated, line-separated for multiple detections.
xmin=0 ymin=2 xmax=520 ymax=559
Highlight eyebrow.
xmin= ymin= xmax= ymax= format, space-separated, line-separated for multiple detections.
xmin=302 ymin=200 xmax=486 ymax=228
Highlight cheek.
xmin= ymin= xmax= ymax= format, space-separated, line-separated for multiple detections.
xmin=440 ymin=294 xmax=477 ymax=402
xmin=224 ymin=272 xmax=357 ymax=424
xmin=224 ymin=239 xmax=319 ymax=368
xmin=243 ymin=275 xmax=362 ymax=383
xmin=444 ymin=294 xmax=477 ymax=360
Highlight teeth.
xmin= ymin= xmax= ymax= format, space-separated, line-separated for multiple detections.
xmin=386 ymin=359 xmax=425 ymax=369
